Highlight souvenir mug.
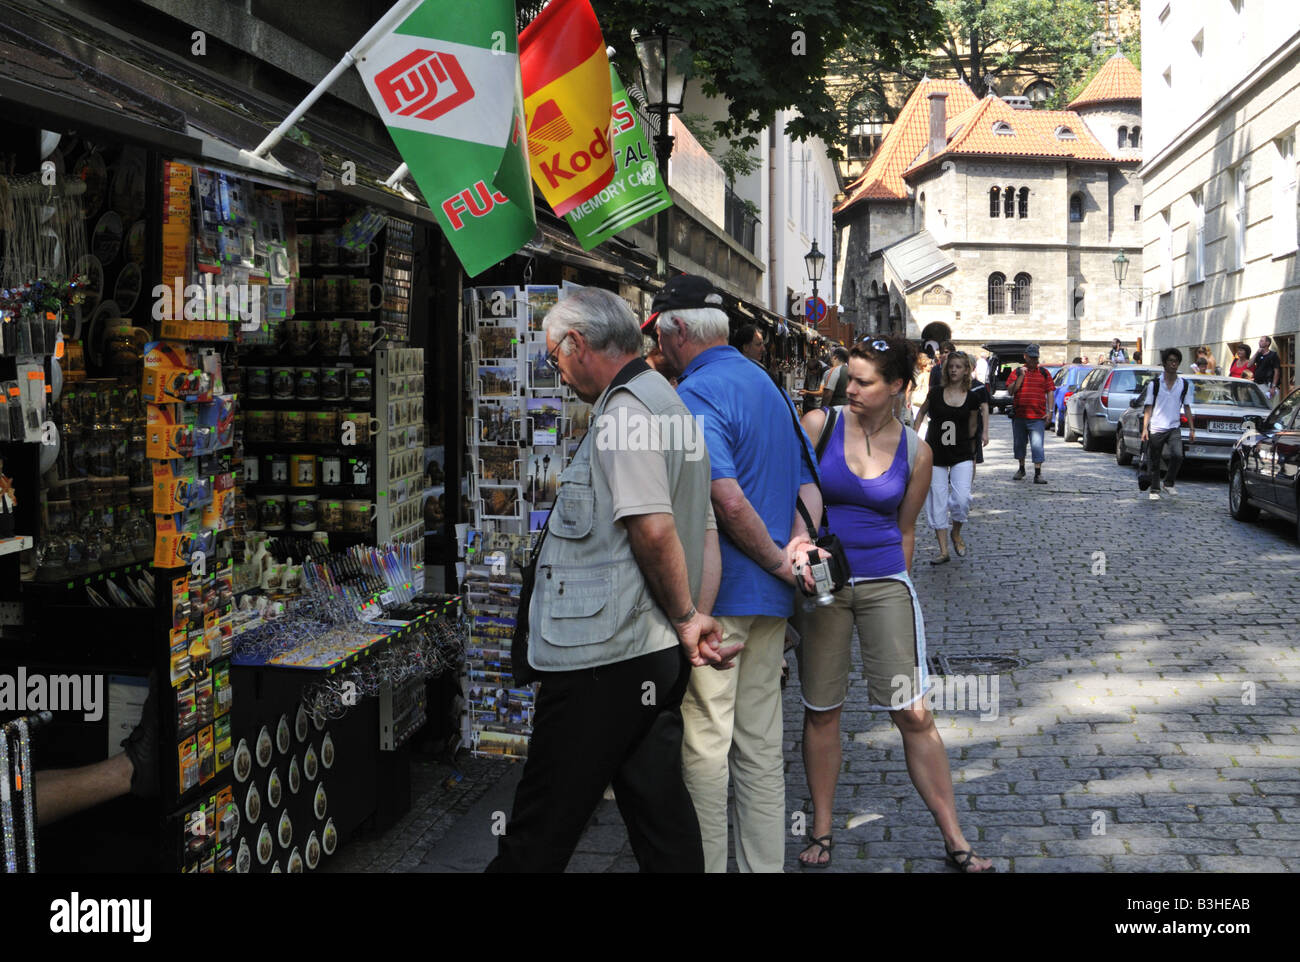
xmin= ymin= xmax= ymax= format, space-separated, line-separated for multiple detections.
xmin=285 ymin=319 xmax=314 ymax=356
xmin=247 ymin=368 xmax=271 ymax=400
xmin=316 ymin=499 xmax=343 ymax=531
xmin=346 ymin=278 xmax=384 ymax=312
xmin=292 ymin=277 xmax=313 ymax=313
xmin=319 ymin=367 xmax=346 ymax=401
xmin=246 ymin=410 xmax=277 ymax=443
xmin=290 ymin=494 xmax=318 ymax=532
xmin=296 ymin=233 xmax=313 ymax=267
xmin=316 ymin=318 xmax=344 ymax=354
xmin=346 ymin=455 xmax=371 ymax=486
xmin=295 ymin=367 xmax=319 ymax=400
xmin=315 ymin=230 xmax=339 ymax=267
xmin=341 ymin=413 xmax=381 ymax=444
xmin=257 ymin=494 xmax=286 ymax=531
xmin=343 ymin=499 xmax=376 ymax=533
xmin=276 ymin=410 xmax=306 ymax=443
xmin=271 ymin=367 xmax=296 ymax=399
xmin=290 ymin=454 xmax=316 ymax=488
xmin=306 ymin=410 xmax=338 ymax=444
xmin=314 ymin=277 xmax=341 ymax=313
xmin=318 ymin=455 xmax=343 ymax=486
xmin=346 ymin=368 xmax=373 ymax=402
xmin=341 ymin=241 xmax=377 ymax=268
xmin=266 ymin=454 xmax=290 ymax=485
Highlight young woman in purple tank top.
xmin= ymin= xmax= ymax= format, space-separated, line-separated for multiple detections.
xmin=787 ymin=336 xmax=994 ymax=873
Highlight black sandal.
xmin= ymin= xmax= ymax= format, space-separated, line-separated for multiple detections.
xmin=799 ymin=834 xmax=833 ymax=869
xmin=945 ymin=845 xmax=995 ymax=873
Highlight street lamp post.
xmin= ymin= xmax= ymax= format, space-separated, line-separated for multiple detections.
xmin=634 ymin=29 xmax=689 ymax=280
xmin=1113 ymin=251 xmax=1156 ymax=357
xmin=804 ymin=239 xmax=826 ymax=330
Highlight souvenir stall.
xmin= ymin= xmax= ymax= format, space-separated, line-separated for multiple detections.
xmin=0 ymin=109 xmax=467 ymax=873
xmin=455 ymin=279 xmax=592 ymax=760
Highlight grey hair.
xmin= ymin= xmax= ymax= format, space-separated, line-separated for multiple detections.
xmin=542 ymin=287 xmax=643 ymax=358
xmin=657 ymin=307 xmax=729 ymax=344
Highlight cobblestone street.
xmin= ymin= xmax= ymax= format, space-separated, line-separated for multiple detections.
xmin=354 ymin=414 xmax=1300 ymax=872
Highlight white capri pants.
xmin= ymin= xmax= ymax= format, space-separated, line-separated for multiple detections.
xmin=926 ymin=460 xmax=974 ymax=531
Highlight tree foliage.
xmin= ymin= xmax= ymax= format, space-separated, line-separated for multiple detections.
xmin=588 ymin=0 xmax=944 ymax=149
xmin=829 ymin=0 xmax=1137 ymax=132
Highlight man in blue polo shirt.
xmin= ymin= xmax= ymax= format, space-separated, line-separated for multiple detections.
xmin=651 ymin=275 xmax=820 ymax=872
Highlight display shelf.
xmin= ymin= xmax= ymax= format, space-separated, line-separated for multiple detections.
xmin=0 ymin=535 xmax=33 ymax=556
xmin=27 ymin=559 xmax=153 ymax=592
xmin=232 ymin=599 xmax=455 ymax=673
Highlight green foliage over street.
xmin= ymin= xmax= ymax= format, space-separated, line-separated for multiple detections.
xmin=590 ymin=0 xmax=943 ymax=150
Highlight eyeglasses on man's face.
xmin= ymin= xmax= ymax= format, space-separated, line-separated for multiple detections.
xmin=544 ymin=331 xmax=573 ymax=371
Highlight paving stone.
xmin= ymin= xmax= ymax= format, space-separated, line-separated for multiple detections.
xmin=1195 ymin=855 xmax=1289 ymax=872
xmin=1011 ymin=856 xmax=1110 ymax=872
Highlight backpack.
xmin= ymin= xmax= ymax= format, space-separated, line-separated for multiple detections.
xmin=1149 ymin=376 xmax=1189 ymax=406
xmin=825 ymin=365 xmax=849 ymax=408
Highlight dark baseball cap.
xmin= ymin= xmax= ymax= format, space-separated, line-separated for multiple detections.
xmin=1025 ymin=343 xmax=1041 ymax=357
xmin=642 ymin=274 xmax=724 ymax=333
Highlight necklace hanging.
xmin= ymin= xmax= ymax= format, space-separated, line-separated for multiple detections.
xmin=860 ymin=413 xmax=894 ymax=457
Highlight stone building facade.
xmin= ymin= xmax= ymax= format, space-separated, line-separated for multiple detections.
xmin=1140 ymin=0 xmax=1300 ymax=394
xmin=834 ymin=57 xmax=1144 ymax=364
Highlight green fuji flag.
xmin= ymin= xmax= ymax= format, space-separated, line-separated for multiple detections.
xmin=356 ymin=0 xmax=536 ymax=276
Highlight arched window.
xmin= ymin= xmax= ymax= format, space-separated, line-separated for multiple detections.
xmin=918 ymin=191 xmax=926 ymax=228
xmin=1004 ymin=185 xmax=1015 ymax=218
xmin=988 ymin=272 xmax=1006 ymax=314
xmin=1069 ymin=192 xmax=1084 ymax=222
xmin=1118 ymin=125 xmax=1129 ymax=149
xmin=990 ymin=186 xmax=1001 ymax=217
xmin=1018 ymin=187 xmax=1029 ymax=218
xmin=1130 ymin=126 xmax=1142 ymax=148
xmin=870 ymin=280 xmax=879 ymax=299
xmin=1012 ymin=273 xmax=1032 ymax=314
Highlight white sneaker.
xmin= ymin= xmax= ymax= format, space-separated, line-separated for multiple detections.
xmin=1149 ymin=492 xmax=1161 ymax=501
xmin=1163 ymin=485 xmax=1177 ymax=496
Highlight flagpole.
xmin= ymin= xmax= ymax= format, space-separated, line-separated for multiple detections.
xmin=243 ymin=0 xmax=424 ymax=161
xmin=384 ymin=163 xmax=410 ymax=188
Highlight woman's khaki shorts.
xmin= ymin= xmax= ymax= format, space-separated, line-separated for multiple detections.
xmin=793 ymin=575 xmax=930 ymax=712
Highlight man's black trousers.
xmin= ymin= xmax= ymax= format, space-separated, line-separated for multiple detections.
xmin=486 ymin=645 xmax=704 ymax=872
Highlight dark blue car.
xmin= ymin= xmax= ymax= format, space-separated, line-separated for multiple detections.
xmin=1051 ymin=364 xmax=1097 ymax=437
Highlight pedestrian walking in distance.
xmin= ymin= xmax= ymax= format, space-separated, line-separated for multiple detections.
xmin=653 ymin=274 xmax=819 ymax=873
xmin=487 ymin=287 xmax=727 ymax=873
xmin=1005 ymin=343 xmax=1055 ymax=484
xmin=792 ymin=336 xmax=993 ymax=872
xmin=1108 ymin=338 xmax=1128 ymax=364
xmin=800 ymin=346 xmax=850 ymax=409
xmin=1141 ymin=347 xmax=1195 ymax=502
xmin=914 ymin=351 xmax=981 ymax=563
xmin=1229 ymin=344 xmax=1254 ymax=379
xmin=1251 ymin=336 xmax=1282 ymax=401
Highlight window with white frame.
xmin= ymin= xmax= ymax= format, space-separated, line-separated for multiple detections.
xmin=1160 ymin=207 xmax=1173 ymax=292
xmin=1274 ymin=133 xmax=1298 ymax=257
xmin=1232 ymin=164 xmax=1247 ymax=270
xmin=1190 ymin=189 xmax=1206 ymax=283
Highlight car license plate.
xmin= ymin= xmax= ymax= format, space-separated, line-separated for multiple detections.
xmin=1208 ymin=420 xmax=1239 ymax=432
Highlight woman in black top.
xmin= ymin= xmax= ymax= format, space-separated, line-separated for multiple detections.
xmin=914 ymin=352 xmax=980 ymax=563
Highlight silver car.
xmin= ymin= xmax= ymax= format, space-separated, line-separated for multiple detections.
xmin=1065 ymin=365 xmax=1162 ymax=450
xmin=1115 ymin=375 xmax=1273 ymax=465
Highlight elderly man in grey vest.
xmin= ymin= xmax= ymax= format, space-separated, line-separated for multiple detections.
xmin=487 ymin=286 xmax=729 ymax=873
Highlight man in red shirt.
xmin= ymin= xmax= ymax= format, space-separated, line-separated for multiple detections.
xmin=1005 ymin=344 xmax=1056 ymax=484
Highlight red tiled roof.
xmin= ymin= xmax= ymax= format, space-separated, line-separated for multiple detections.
xmin=1067 ymin=53 xmax=1143 ymax=109
xmin=903 ymin=95 xmax=1126 ymax=175
xmin=835 ymin=78 xmax=978 ymax=214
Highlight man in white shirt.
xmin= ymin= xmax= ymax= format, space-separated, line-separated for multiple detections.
xmin=1140 ymin=347 xmax=1196 ymax=501
xmin=974 ymin=352 xmax=989 ymax=385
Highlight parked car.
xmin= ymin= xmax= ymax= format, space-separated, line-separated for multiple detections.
xmin=1052 ymin=364 xmax=1098 ymax=436
xmin=1115 ymin=375 xmax=1272 ymax=467
xmin=982 ymin=341 xmax=1038 ymax=413
xmin=1065 ymin=365 xmax=1161 ymax=449
xmin=1229 ymin=387 xmax=1300 ymax=538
